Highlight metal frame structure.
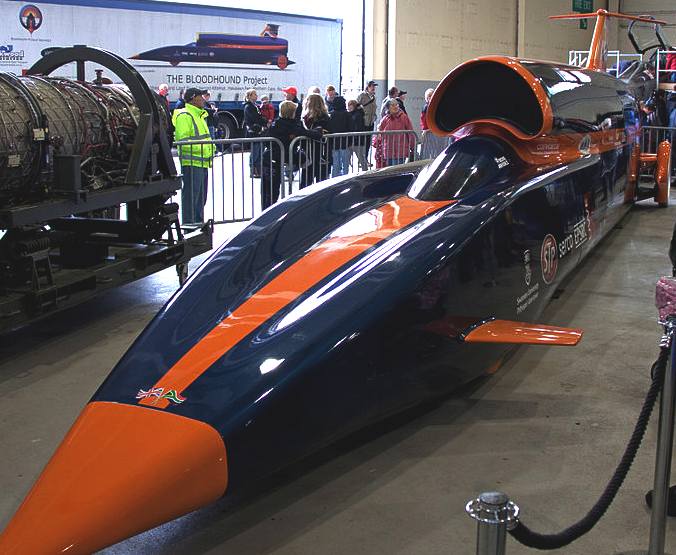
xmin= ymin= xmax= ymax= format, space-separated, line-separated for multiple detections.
xmin=0 ymin=46 xmax=213 ymax=333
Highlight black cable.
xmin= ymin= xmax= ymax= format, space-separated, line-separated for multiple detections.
xmin=509 ymin=347 xmax=669 ymax=550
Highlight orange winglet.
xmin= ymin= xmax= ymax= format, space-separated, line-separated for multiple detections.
xmin=463 ymin=319 xmax=583 ymax=346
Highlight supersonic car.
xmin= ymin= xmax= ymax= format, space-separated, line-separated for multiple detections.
xmin=0 ymin=9 xmax=672 ymax=555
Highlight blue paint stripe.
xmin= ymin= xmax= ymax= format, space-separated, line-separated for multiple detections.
xmin=8 ymin=0 xmax=342 ymax=25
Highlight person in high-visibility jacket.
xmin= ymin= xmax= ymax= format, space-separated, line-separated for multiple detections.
xmin=172 ymin=87 xmax=215 ymax=224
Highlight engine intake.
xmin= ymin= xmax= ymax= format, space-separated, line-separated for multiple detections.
xmin=429 ymin=59 xmax=547 ymax=137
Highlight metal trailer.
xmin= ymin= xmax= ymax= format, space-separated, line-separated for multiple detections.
xmin=0 ymin=46 xmax=213 ymax=333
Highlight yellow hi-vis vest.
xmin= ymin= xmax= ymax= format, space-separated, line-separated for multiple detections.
xmin=173 ymin=104 xmax=215 ymax=168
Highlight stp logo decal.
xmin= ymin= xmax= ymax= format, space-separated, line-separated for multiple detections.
xmin=540 ymin=234 xmax=558 ymax=285
xmin=19 ymin=4 xmax=43 ymax=34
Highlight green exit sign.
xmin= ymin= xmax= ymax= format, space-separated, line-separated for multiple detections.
xmin=573 ymin=0 xmax=593 ymax=11
xmin=580 ymin=19 xmax=588 ymax=29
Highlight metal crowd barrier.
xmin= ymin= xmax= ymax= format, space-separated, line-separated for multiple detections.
xmin=641 ymin=126 xmax=676 ymax=182
xmin=175 ymin=131 xmax=425 ymax=224
xmin=287 ymin=129 xmax=421 ymax=193
xmin=642 ymin=126 xmax=674 ymax=154
xmin=173 ymin=126 xmax=675 ymax=226
xmin=175 ymin=136 xmax=285 ymax=224
xmin=567 ymin=49 xmax=641 ymax=76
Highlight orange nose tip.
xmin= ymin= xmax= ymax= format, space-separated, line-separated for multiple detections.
xmin=0 ymin=401 xmax=228 ymax=555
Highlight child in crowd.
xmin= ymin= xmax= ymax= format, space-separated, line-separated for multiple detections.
xmin=259 ymin=95 xmax=275 ymax=125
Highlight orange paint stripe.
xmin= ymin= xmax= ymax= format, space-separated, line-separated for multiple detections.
xmin=141 ymin=196 xmax=453 ymax=409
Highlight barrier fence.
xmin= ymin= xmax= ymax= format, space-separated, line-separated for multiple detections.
xmin=642 ymin=126 xmax=675 ymax=154
xmin=174 ymin=126 xmax=675 ymax=226
xmin=175 ymin=129 xmax=427 ymax=224
xmin=567 ymin=50 xmax=642 ymax=76
xmin=466 ymin=326 xmax=674 ymax=555
xmin=287 ymin=130 xmax=422 ymax=192
xmin=175 ymin=136 xmax=285 ymax=224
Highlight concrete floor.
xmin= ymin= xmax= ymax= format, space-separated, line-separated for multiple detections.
xmin=2 ymin=202 xmax=676 ymax=555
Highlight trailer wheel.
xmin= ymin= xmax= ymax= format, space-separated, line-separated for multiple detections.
xmin=276 ymin=55 xmax=288 ymax=70
xmin=217 ymin=115 xmax=237 ymax=140
xmin=177 ymin=263 xmax=188 ymax=286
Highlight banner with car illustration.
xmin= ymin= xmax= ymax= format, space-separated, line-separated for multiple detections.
xmin=0 ymin=0 xmax=342 ymax=102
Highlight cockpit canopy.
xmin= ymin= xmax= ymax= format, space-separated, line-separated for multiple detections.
xmin=408 ymin=136 xmax=519 ymax=201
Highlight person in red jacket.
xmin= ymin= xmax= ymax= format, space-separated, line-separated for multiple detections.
xmin=374 ymin=99 xmax=414 ymax=167
xmin=259 ymin=95 xmax=275 ymax=124
xmin=665 ymin=51 xmax=676 ymax=83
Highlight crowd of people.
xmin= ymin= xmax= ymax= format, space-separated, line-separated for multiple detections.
xmin=162 ymin=80 xmax=450 ymax=218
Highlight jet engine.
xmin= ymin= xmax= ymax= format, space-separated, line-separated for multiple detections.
xmin=0 ymin=46 xmax=211 ymax=332
xmin=0 ymin=73 xmax=169 ymax=204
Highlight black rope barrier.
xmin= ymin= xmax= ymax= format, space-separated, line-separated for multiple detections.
xmin=508 ymin=347 xmax=669 ymax=550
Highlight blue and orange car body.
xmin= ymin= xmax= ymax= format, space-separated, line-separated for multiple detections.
xmin=0 ymin=10 xmax=671 ymax=554
xmin=131 ymin=27 xmax=293 ymax=69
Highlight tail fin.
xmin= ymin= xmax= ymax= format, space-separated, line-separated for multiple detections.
xmin=261 ymin=24 xmax=280 ymax=38
xmin=550 ymin=9 xmax=667 ymax=72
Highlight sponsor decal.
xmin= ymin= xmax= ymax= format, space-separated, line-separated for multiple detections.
xmin=558 ymin=218 xmax=590 ymax=259
xmin=536 ymin=143 xmax=560 ymax=153
xmin=19 ymin=4 xmax=43 ymax=34
xmin=495 ymin=156 xmax=509 ymax=169
xmin=517 ymin=282 xmax=540 ymax=315
xmin=579 ymin=134 xmax=591 ymax=155
xmin=523 ymin=250 xmax=532 ymax=286
xmin=161 ymin=389 xmax=187 ymax=404
xmin=136 ymin=387 xmax=164 ymax=400
xmin=136 ymin=387 xmax=186 ymax=404
xmin=540 ymin=234 xmax=558 ymax=284
xmin=0 ymin=45 xmax=24 ymax=62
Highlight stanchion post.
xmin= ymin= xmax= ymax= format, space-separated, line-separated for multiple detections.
xmin=466 ymin=491 xmax=519 ymax=555
xmin=648 ymin=319 xmax=676 ymax=555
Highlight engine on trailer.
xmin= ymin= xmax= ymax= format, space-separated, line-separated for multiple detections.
xmin=0 ymin=46 xmax=212 ymax=332
xmin=0 ymin=72 xmax=169 ymax=205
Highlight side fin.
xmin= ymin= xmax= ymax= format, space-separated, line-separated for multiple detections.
xmin=549 ymin=9 xmax=668 ymax=72
xmin=462 ymin=319 xmax=582 ymax=346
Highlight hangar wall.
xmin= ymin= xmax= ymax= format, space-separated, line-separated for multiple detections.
xmin=364 ymin=0 xmax=625 ymax=130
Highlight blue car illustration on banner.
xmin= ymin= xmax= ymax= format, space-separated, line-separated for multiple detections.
xmin=131 ymin=24 xmax=293 ymax=69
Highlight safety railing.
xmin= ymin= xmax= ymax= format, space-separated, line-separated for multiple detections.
xmin=642 ymin=126 xmax=673 ymax=154
xmin=286 ymin=129 xmax=421 ymax=193
xmin=174 ymin=128 xmax=450 ymax=224
xmin=175 ymin=136 xmax=285 ymax=224
xmin=568 ymin=50 xmax=642 ymax=76
xmin=641 ymin=126 xmax=675 ymax=181
xmin=466 ymin=275 xmax=676 ymax=554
